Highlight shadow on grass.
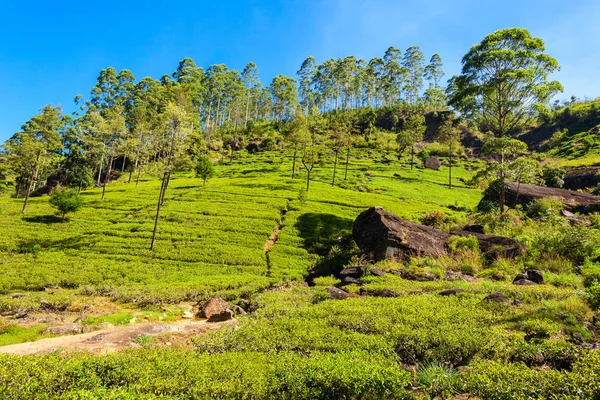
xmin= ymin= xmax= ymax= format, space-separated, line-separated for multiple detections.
xmin=22 ymin=215 xmax=63 ymax=224
xmin=17 ymin=234 xmax=96 ymax=253
xmin=296 ymin=213 xmax=356 ymax=283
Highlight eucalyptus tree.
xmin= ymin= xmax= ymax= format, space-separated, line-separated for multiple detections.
xmin=402 ymin=46 xmax=425 ymax=104
xmin=423 ymin=54 xmax=446 ymax=111
xmin=269 ymin=75 xmax=298 ymax=122
xmin=382 ymin=47 xmax=404 ymax=104
xmin=150 ymin=99 xmax=194 ymax=251
xmin=448 ymin=28 xmax=563 ymax=210
xmin=242 ymin=62 xmax=261 ymax=126
xmin=297 ymin=56 xmax=317 ymax=114
xmin=5 ymin=105 xmax=66 ymax=213
xmin=448 ymin=28 xmax=562 ymax=138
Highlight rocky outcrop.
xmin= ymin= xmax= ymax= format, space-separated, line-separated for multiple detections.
xmin=207 ymin=309 xmax=234 ymax=322
xmin=480 ymin=181 xmax=600 ymax=213
xmin=353 ymin=207 xmax=449 ymax=261
xmin=353 ymin=207 xmax=525 ymax=262
xmin=439 ymin=288 xmax=466 ymax=296
xmin=563 ymin=166 xmax=600 ymax=190
xmin=483 ymin=292 xmax=509 ymax=303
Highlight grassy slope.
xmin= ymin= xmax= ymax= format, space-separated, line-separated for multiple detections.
xmin=0 ymin=149 xmax=479 ymax=303
xmin=1 ymin=150 xmax=599 ymax=399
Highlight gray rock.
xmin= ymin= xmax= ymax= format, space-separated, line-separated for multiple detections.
xmin=339 ymin=267 xmax=364 ymax=279
xmin=483 ymin=292 xmax=509 ymax=303
xmin=513 ymin=270 xmax=544 ymax=284
xmin=439 ymin=288 xmax=466 ymax=296
xmin=326 ymin=287 xmax=349 ymax=300
xmin=369 ymin=268 xmax=385 ymax=277
xmin=341 ymin=277 xmax=361 ymax=285
xmin=425 ymin=157 xmax=441 ymax=171
xmin=44 ymin=323 xmax=83 ymax=335
xmin=513 ymin=279 xmax=537 ymax=286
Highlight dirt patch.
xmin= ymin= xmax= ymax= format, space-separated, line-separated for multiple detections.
xmin=0 ymin=319 xmax=234 ymax=356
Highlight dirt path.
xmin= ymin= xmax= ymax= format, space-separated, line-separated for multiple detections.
xmin=264 ymin=205 xmax=288 ymax=252
xmin=0 ymin=319 xmax=233 ymax=356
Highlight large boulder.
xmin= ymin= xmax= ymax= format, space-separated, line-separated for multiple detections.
xmin=450 ymin=231 xmax=525 ymax=260
xmin=338 ymin=267 xmax=365 ymax=280
xmin=207 ymin=309 xmax=234 ymax=323
xmin=199 ymin=296 xmax=230 ymax=319
xmin=480 ymin=181 xmax=600 ymax=213
xmin=425 ymin=157 xmax=441 ymax=171
xmin=327 ymin=287 xmax=349 ymax=300
xmin=353 ymin=207 xmax=449 ymax=261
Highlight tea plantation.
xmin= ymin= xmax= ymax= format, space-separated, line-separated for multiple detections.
xmin=1 ymin=150 xmax=599 ymax=399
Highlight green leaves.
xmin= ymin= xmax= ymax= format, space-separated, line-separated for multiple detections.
xmin=449 ymin=28 xmax=563 ymax=137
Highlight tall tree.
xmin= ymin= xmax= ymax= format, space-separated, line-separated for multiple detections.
xmin=241 ymin=62 xmax=261 ymax=126
xmin=269 ymin=75 xmax=297 ymax=122
xmin=297 ymin=56 xmax=317 ymax=114
xmin=448 ymin=28 xmax=562 ymax=210
xmin=448 ymin=28 xmax=562 ymax=138
xmin=402 ymin=46 xmax=425 ymax=104
xmin=5 ymin=105 xmax=66 ymax=213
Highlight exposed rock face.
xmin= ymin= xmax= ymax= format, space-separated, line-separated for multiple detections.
xmin=513 ymin=269 xmax=544 ymax=284
xmin=369 ymin=268 xmax=385 ymax=277
xmin=199 ymin=296 xmax=230 ymax=319
xmin=340 ymin=277 xmax=361 ymax=285
xmin=563 ymin=166 xmax=600 ymax=190
xmin=327 ymin=287 xmax=349 ymax=300
xmin=450 ymin=231 xmax=525 ymax=260
xmin=353 ymin=207 xmax=526 ymax=262
xmin=353 ymin=207 xmax=449 ymax=261
xmin=480 ymin=181 xmax=600 ymax=213
xmin=513 ymin=279 xmax=537 ymax=286
xmin=231 ymin=305 xmax=247 ymax=315
xmin=425 ymin=157 xmax=441 ymax=171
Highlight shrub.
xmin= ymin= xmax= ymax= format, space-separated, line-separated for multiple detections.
xmin=526 ymin=197 xmax=563 ymax=219
xmin=541 ymin=166 xmax=565 ymax=188
xmin=420 ymin=211 xmax=448 ymax=228
xmin=49 ymin=189 xmax=84 ymax=220
xmin=195 ymin=156 xmax=215 ymax=185
xmin=416 ymin=361 xmax=457 ymax=398
xmin=447 ymin=235 xmax=479 ymax=252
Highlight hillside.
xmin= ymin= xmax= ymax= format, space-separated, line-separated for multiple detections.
xmin=0 ymin=150 xmax=599 ymax=398
xmin=522 ymin=99 xmax=600 ymax=167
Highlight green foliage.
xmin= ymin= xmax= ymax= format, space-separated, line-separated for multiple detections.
xmin=447 ymin=235 xmax=479 ymax=252
xmin=194 ymin=155 xmax=215 ymax=185
xmin=541 ymin=165 xmax=565 ymax=188
xmin=419 ymin=210 xmax=448 ymax=228
xmin=416 ymin=361 xmax=458 ymax=398
xmin=49 ymin=189 xmax=84 ymax=220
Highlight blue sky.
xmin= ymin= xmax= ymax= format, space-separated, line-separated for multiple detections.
xmin=1 ymin=0 xmax=599 ymax=143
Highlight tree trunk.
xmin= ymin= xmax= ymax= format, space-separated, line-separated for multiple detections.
xmin=96 ymin=158 xmax=103 ymax=186
xmin=135 ymin=165 xmax=142 ymax=189
xmin=306 ymin=169 xmax=311 ymax=191
xmin=292 ymin=146 xmax=297 ymax=179
xmin=344 ymin=148 xmax=350 ymax=180
xmin=500 ymin=153 xmax=506 ymax=213
xmin=150 ymin=172 xmax=168 ymax=251
xmin=102 ymin=152 xmax=114 ymax=201
xmin=21 ymin=174 xmax=34 ymax=213
xmin=121 ymin=155 xmax=126 ymax=172
xmin=332 ymin=149 xmax=338 ymax=186
xmin=410 ymin=144 xmax=415 ymax=170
